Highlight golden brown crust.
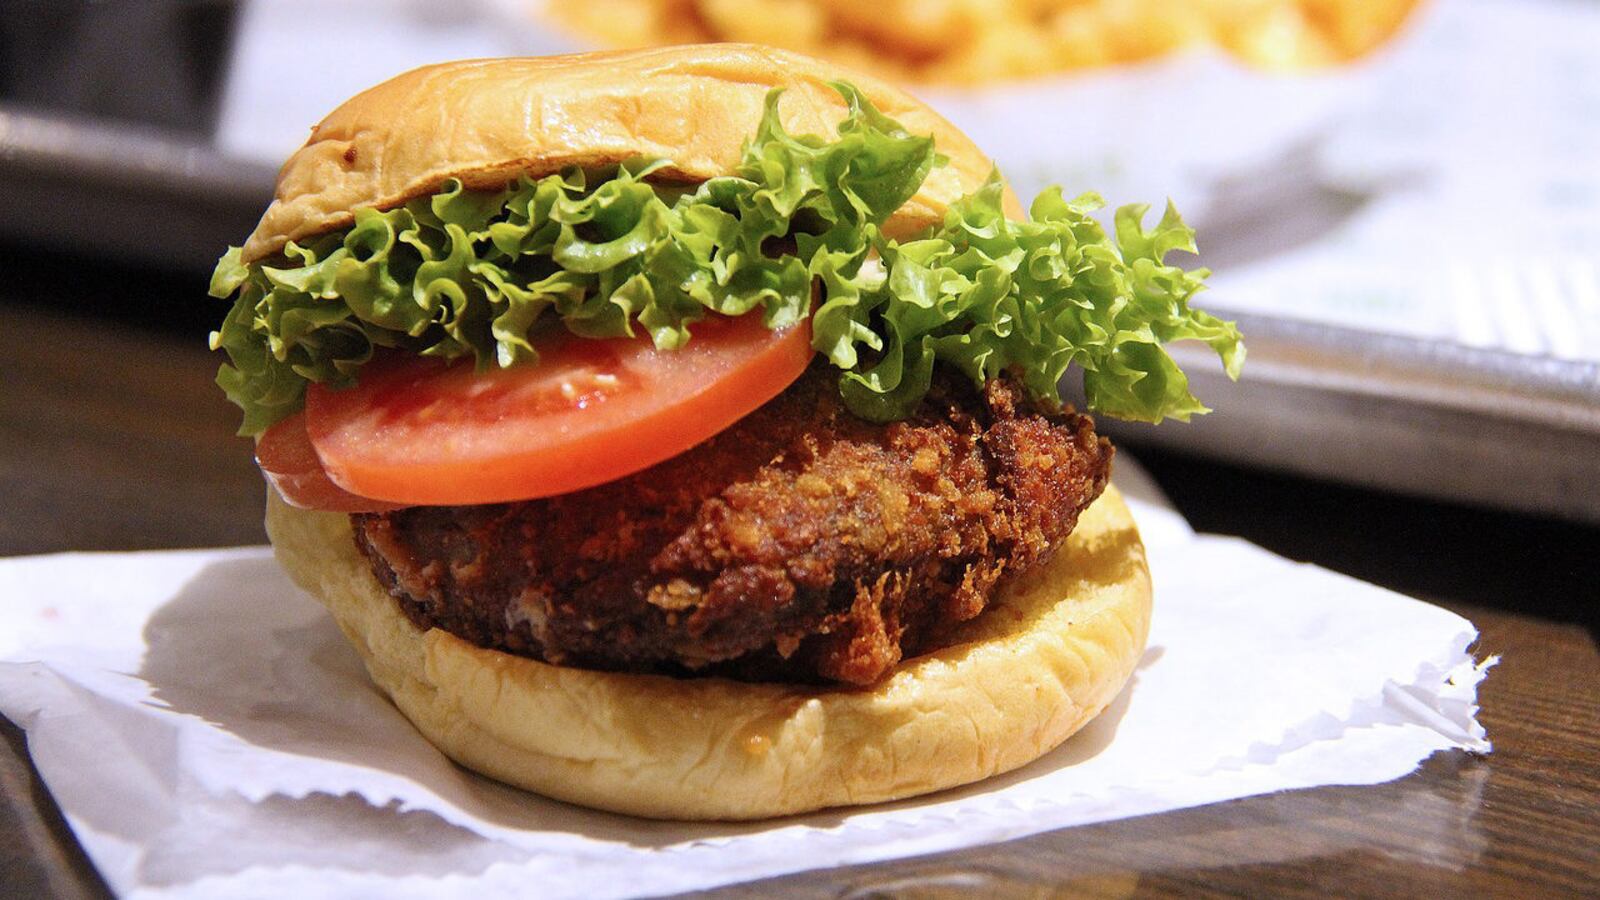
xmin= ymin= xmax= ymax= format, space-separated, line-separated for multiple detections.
xmin=349 ymin=367 xmax=1114 ymax=687
xmin=241 ymin=44 xmax=1020 ymax=264
xmin=266 ymin=484 xmax=1151 ymax=821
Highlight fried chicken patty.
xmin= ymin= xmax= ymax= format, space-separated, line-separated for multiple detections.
xmin=352 ymin=363 xmax=1113 ymax=685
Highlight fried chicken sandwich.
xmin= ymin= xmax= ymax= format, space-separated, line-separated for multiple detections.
xmin=208 ymin=44 xmax=1242 ymax=820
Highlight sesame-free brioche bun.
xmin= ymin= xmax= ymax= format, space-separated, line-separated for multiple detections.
xmin=266 ymin=485 xmax=1151 ymax=821
xmin=240 ymin=44 xmax=1022 ymax=265
xmin=249 ymin=45 xmax=1149 ymax=820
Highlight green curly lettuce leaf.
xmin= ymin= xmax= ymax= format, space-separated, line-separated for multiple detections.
xmin=210 ymin=82 xmax=1241 ymax=435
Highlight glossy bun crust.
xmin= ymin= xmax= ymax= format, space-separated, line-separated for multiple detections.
xmin=267 ymin=486 xmax=1150 ymax=820
xmin=241 ymin=44 xmax=1020 ymax=264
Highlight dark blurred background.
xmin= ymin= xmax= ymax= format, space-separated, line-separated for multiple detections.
xmin=0 ymin=1 xmax=268 ymax=273
xmin=0 ymin=0 xmax=1594 ymax=636
xmin=0 ymin=2 xmax=235 ymax=135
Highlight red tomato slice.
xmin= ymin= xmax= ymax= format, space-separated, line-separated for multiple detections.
xmin=304 ymin=314 xmax=813 ymax=506
xmin=256 ymin=412 xmax=407 ymax=513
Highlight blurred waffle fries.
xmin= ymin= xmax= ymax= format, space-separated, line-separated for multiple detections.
xmin=540 ymin=0 xmax=1423 ymax=83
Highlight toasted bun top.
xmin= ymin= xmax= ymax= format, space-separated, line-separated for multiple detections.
xmin=242 ymin=44 xmax=1018 ymax=264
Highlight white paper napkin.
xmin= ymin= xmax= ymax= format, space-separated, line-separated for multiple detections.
xmin=0 ymin=485 xmax=1491 ymax=899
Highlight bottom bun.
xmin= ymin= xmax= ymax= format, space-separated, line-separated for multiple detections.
xmin=266 ymin=484 xmax=1152 ymax=821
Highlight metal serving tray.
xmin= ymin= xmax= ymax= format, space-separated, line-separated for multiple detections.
xmin=1091 ymin=310 xmax=1600 ymax=523
xmin=0 ymin=105 xmax=275 ymax=272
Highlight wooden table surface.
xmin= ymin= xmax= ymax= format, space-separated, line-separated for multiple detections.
xmin=2 ymin=294 xmax=1597 ymax=898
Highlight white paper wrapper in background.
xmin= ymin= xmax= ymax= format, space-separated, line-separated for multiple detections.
xmin=0 ymin=491 xmax=1491 ymax=899
xmin=214 ymin=0 xmax=581 ymax=166
xmin=898 ymin=0 xmax=1600 ymax=360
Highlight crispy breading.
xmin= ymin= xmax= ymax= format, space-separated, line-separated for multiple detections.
xmin=352 ymin=363 xmax=1112 ymax=685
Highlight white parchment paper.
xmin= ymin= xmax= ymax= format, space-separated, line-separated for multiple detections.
xmin=0 ymin=486 xmax=1491 ymax=899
